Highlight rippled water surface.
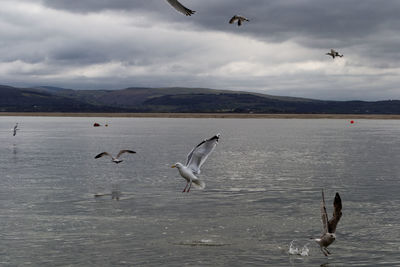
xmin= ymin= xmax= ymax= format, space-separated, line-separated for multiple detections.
xmin=0 ymin=117 xmax=399 ymax=266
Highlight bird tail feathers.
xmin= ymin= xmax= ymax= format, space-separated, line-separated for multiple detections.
xmin=193 ymin=179 xmax=206 ymax=189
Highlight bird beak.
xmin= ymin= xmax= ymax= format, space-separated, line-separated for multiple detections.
xmin=171 ymin=165 xmax=176 ymax=168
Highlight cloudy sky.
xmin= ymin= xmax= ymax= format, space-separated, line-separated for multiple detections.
xmin=1 ymin=0 xmax=400 ymax=100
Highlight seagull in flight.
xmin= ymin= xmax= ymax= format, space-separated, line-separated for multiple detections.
xmin=172 ymin=133 xmax=220 ymax=192
xmin=229 ymin=15 xmax=249 ymax=26
xmin=326 ymin=49 xmax=343 ymax=59
xmin=95 ymin=150 xmax=136 ymax=164
xmin=13 ymin=123 xmax=19 ymax=136
xmin=313 ymin=190 xmax=343 ymax=256
xmin=166 ymin=0 xmax=195 ymax=16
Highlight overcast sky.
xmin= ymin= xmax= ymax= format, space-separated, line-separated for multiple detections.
xmin=1 ymin=0 xmax=400 ymax=100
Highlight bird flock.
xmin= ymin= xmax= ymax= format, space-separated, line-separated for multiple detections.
xmin=163 ymin=3 xmax=344 ymax=255
xmin=145 ymin=1 xmax=343 ymax=253
xmin=165 ymin=0 xmax=343 ymax=58
xmin=6 ymin=1 xmax=348 ymax=258
xmin=11 ymin=123 xmax=342 ymax=257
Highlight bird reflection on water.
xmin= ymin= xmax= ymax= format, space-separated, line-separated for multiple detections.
xmin=111 ymin=184 xmax=122 ymax=200
xmin=94 ymin=184 xmax=122 ymax=201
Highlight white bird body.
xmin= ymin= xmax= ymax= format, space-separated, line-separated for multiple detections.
xmin=174 ymin=163 xmax=205 ymax=189
xmin=172 ymin=133 xmax=220 ymax=192
xmin=166 ymin=0 xmax=195 ymax=16
xmin=315 ymin=233 xmax=336 ymax=249
xmin=112 ymin=158 xmax=123 ymax=164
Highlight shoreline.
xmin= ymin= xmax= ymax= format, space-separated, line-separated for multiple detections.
xmin=1 ymin=112 xmax=400 ymax=119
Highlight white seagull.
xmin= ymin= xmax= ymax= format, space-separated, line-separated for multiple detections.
xmin=95 ymin=150 xmax=136 ymax=164
xmin=166 ymin=0 xmax=195 ymax=16
xmin=172 ymin=133 xmax=220 ymax=192
xmin=229 ymin=15 xmax=249 ymax=26
xmin=313 ymin=190 xmax=342 ymax=256
xmin=326 ymin=49 xmax=343 ymax=59
xmin=13 ymin=123 xmax=19 ymax=136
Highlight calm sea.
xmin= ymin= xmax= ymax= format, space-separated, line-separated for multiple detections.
xmin=0 ymin=117 xmax=399 ymax=266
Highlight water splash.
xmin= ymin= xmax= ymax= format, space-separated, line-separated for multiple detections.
xmin=288 ymin=240 xmax=310 ymax=256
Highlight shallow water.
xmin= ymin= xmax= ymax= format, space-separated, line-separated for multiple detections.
xmin=0 ymin=117 xmax=399 ymax=266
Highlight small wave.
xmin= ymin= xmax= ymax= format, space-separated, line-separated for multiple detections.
xmin=288 ymin=240 xmax=309 ymax=256
xmin=174 ymin=239 xmax=230 ymax=247
xmin=228 ymin=187 xmax=266 ymax=192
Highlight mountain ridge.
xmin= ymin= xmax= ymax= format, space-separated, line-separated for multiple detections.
xmin=1 ymin=84 xmax=399 ymax=114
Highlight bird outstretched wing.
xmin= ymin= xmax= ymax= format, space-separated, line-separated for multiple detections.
xmin=321 ymin=189 xmax=329 ymax=235
xmin=95 ymin=152 xmax=112 ymax=159
xmin=229 ymin=15 xmax=238 ymax=24
xmin=186 ymin=134 xmax=220 ymax=174
xmin=328 ymin=192 xmax=342 ymax=233
xmin=116 ymin=150 xmax=136 ymax=158
xmin=166 ymin=0 xmax=195 ymax=16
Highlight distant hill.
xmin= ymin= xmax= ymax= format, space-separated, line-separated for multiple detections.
xmin=0 ymin=85 xmax=122 ymax=112
xmin=1 ymin=84 xmax=400 ymax=114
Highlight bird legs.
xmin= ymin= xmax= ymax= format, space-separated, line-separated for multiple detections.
xmin=182 ymin=179 xmax=193 ymax=193
xmin=321 ymin=247 xmax=331 ymax=256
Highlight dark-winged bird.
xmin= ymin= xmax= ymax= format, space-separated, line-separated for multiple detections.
xmin=13 ymin=123 xmax=19 ymax=136
xmin=95 ymin=150 xmax=136 ymax=164
xmin=166 ymin=0 xmax=195 ymax=16
xmin=229 ymin=15 xmax=249 ymax=26
xmin=326 ymin=49 xmax=343 ymax=59
xmin=313 ymin=190 xmax=342 ymax=256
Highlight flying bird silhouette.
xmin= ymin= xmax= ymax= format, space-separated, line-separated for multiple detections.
xmin=172 ymin=133 xmax=220 ymax=192
xmin=326 ymin=49 xmax=343 ymax=59
xmin=166 ymin=0 xmax=195 ymax=16
xmin=229 ymin=15 xmax=249 ymax=26
xmin=313 ymin=190 xmax=343 ymax=256
xmin=95 ymin=150 xmax=136 ymax=164
xmin=12 ymin=123 xmax=19 ymax=136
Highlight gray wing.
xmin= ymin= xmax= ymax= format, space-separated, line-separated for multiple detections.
xmin=116 ymin=150 xmax=136 ymax=158
xmin=166 ymin=0 xmax=195 ymax=16
xmin=186 ymin=133 xmax=220 ymax=174
xmin=328 ymin=193 xmax=342 ymax=233
xmin=321 ymin=189 xmax=329 ymax=235
xmin=229 ymin=15 xmax=238 ymax=24
xmin=95 ymin=152 xmax=112 ymax=159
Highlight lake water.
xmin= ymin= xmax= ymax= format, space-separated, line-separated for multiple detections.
xmin=0 ymin=117 xmax=399 ymax=266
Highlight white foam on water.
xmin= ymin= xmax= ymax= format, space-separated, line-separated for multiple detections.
xmin=288 ymin=240 xmax=309 ymax=256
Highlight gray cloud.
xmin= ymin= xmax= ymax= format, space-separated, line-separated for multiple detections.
xmin=0 ymin=0 xmax=400 ymax=100
xmin=40 ymin=0 xmax=400 ymax=44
